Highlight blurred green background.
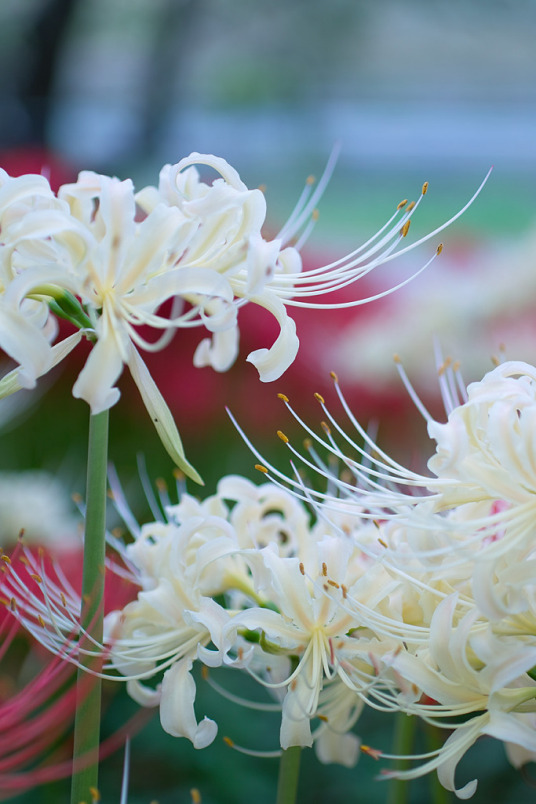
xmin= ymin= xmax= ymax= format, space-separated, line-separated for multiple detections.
xmin=1 ymin=1 xmax=536 ymax=802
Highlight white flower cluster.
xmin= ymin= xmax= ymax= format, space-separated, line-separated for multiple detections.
xmin=0 ymin=155 xmax=480 ymax=480
xmin=235 ymin=357 xmax=536 ymax=798
xmin=6 ymin=355 xmax=536 ymax=798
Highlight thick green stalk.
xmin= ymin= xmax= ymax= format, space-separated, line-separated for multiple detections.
xmin=276 ymin=747 xmax=302 ymax=804
xmin=70 ymin=409 xmax=109 ymax=804
xmin=426 ymin=724 xmax=452 ymax=804
xmin=387 ymin=712 xmax=416 ymax=804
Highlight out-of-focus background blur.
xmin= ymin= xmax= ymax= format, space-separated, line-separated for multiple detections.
xmin=1 ymin=2 xmax=536 ymax=802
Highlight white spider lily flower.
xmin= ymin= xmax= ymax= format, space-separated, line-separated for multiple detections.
xmin=136 ymin=154 xmax=490 ymax=384
xmin=384 ymin=594 xmax=536 ymax=799
xmin=0 ymin=171 xmax=88 ymax=389
xmin=228 ymin=533 xmax=402 ymax=750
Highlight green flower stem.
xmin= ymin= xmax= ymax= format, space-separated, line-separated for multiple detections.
xmin=387 ymin=713 xmax=416 ymax=804
xmin=425 ymin=724 xmax=452 ymax=804
xmin=70 ymin=409 xmax=109 ymax=804
xmin=276 ymin=747 xmax=302 ymax=804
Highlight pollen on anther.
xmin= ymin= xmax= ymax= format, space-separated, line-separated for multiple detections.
xmin=400 ymin=220 xmax=411 ymax=238
xmin=277 ymin=430 xmax=289 ymax=444
xmin=327 ymin=579 xmax=340 ymax=589
xmin=361 ymin=744 xmax=382 ymax=760
xmin=422 ymin=181 xmax=429 ymax=195
xmin=317 ymin=714 xmax=329 ymax=722
xmin=1 ymin=555 xmax=11 ymax=564
xmin=436 ymin=243 xmax=443 ymax=254
xmin=378 ymin=538 xmax=388 ymax=549
xmin=190 ymin=790 xmax=202 ymax=804
xmin=393 ymin=353 xmax=401 ymax=364
xmin=303 ymin=438 xmax=312 ymax=450
xmin=406 ymin=201 xmax=416 ymax=212
xmin=277 ymin=392 xmax=289 ymax=403
xmin=223 ymin=736 xmax=234 ymax=748
xmin=30 ymin=573 xmax=42 ymax=584
xmin=89 ymin=786 xmax=101 ymax=802
xmin=306 ymin=175 xmax=315 ymax=186
xmin=321 ymin=421 xmax=331 ymax=435
xmin=341 ymin=584 xmax=348 ymax=599
xmin=396 ymin=198 xmax=408 ymax=210
xmin=61 ymin=592 xmax=67 ymax=607
xmin=321 ymin=562 xmax=328 ymax=576
xmin=312 ymin=209 xmax=320 ymax=221
xmin=314 ymin=392 xmax=325 ymax=404
xmin=202 ymin=666 xmax=210 ymax=681
xmin=330 ymin=371 xmax=338 ymax=383
xmin=255 ymin=464 xmax=269 ymax=474
xmin=10 ymin=597 xmax=16 ymax=611
xmin=299 ymin=562 xmax=305 ymax=575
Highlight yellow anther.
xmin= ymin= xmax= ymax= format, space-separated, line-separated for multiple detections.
xmin=89 ymin=787 xmax=101 ymax=802
xmin=438 ymin=357 xmax=452 ymax=377
xmin=30 ymin=574 xmax=42 ymax=584
xmin=321 ymin=421 xmax=331 ymax=435
xmin=257 ymin=184 xmax=267 ymax=193
xmin=452 ymin=360 xmax=461 ymax=372
xmin=327 ymin=579 xmax=340 ymax=589
xmin=491 ymin=355 xmax=500 ymax=367
xmin=317 ymin=714 xmax=329 ymax=722
xmin=303 ymin=437 xmax=312 ymax=450
xmin=61 ymin=592 xmax=67 ymax=607
xmin=277 ymin=430 xmax=289 ymax=444
xmin=10 ymin=597 xmax=16 ymax=612
xmin=314 ymin=392 xmax=325 ymax=404
xmin=72 ymin=492 xmax=83 ymax=504
xmin=173 ymin=468 xmax=185 ymax=481
xmin=19 ymin=556 xmax=29 ymax=566
xmin=322 ymin=562 xmax=328 ymax=577
xmin=107 ymin=489 xmax=115 ymax=500
xmin=190 ymin=790 xmax=202 ymax=804
xmin=255 ymin=464 xmax=269 ymax=474
xmin=156 ymin=478 xmax=167 ymax=492
xmin=406 ymin=200 xmax=416 ymax=212
xmin=223 ymin=736 xmax=235 ymax=747
xmin=378 ymin=538 xmax=388 ymax=549
xmin=0 ymin=596 xmax=9 ymax=606
xmin=393 ymin=353 xmax=401 ymax=363
xmin=202 ymin=666 xmax=209 ymax=680
xmin=330 ymin=371 xmax=338 ymax=383
xmin=361 ymin=744 xmax=382 ymax=760
xmin=422 ymin=180 xmax=429 ymax=195
xmin=277 ymin=392 xmax=289 ymax=403
xmin=396 ymin=198 xmax=408 ymax=210
xmin=400 ymin=220 xmax=411 ymax=238
xmin=312 ymin=208 xmax=319 ymax=220
xmin=341 ymin=584 xmax=348 ymax=599
xmin=1 ymin=555 xmax=11 ymax=564
xmin=436 ymin=243 xmax=443 ymax=254
xmin=299 ymin=562 xmax=305 ymax=575
xmin=306 ymin=175 xmax=315 ymax=185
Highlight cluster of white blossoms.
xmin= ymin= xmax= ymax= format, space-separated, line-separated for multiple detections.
xmin=231 ymin=355 xmax=536 ymax=798
xmin=6 ymin=357 xmax=536 ymax=797
xmin=0 ymin=154 xmax=484 ymax=479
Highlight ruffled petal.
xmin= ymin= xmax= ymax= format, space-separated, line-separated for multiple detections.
xmin=245 ymin=292 xmax=298 ymax=382
xmin=159 ymin=657 xmax=218 ymax=748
